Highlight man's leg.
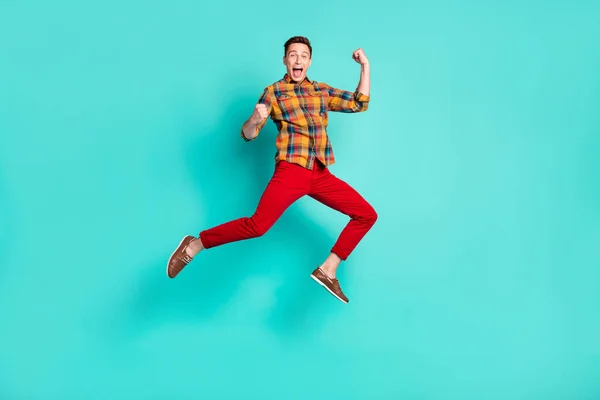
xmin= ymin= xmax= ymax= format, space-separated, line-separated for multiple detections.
xmin=167 ymin=161 xmax=310 ymax=278
xmin=307 ymin=163 xmax=377 ymax=302
xmin=198 ymin=163 xmax=308 ymax=249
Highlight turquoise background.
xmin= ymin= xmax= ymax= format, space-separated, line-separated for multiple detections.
xmin=1 ymin=0 xmax=599 ymax=398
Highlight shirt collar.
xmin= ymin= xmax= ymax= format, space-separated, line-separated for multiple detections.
xmin=283 ymin=73 xmax=312 ymax=85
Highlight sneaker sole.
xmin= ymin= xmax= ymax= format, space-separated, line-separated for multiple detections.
xmin=166 ymin=236 xmax=191 ymax=278
xmin=310 ymin=274 xmax=348 ymax=304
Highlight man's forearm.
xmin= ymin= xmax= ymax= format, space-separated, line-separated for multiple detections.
xmin=242 ymin=118 xmax=259 ymax=140
xmin=357 ymin=63 xmax=370 ymax=97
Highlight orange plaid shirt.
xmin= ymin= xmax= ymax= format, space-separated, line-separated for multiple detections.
xmin=242 ymin=74 xmax=370 ymax=169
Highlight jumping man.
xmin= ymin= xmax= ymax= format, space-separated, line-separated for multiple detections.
xmin=167 ymin=36 xmax=377 ymax=303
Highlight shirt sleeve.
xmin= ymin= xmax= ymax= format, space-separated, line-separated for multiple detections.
xmin=322 ymin=83 xmax=370 ymax=113
xmin=241 ymin=87 xmax=274 ymax=141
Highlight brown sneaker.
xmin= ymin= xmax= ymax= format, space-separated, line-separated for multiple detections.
xmin=310 ymin=267 xmax=349 ymax=303
xmin=166 ymin=235 xmax=196 ymax=278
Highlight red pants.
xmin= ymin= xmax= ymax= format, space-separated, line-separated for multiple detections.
xmin=199 ymin=160 xmax=377 ymax=260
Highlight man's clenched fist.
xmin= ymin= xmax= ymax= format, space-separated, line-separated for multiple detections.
xmin=251 ymin=104 xmax=269 ymax=125
xmin=352 ymin=48 xmax=369 ymax=66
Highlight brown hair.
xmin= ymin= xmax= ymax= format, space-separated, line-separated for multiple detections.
xmin=284 ymin=36 xmax=312 ymax=57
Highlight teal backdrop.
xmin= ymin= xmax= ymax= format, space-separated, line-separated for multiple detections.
xmin=1 ymin=0 xmax=599 ymax=398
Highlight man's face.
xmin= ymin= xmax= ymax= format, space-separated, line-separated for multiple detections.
xmin=283 ymin=43 xmax=312 ymax=82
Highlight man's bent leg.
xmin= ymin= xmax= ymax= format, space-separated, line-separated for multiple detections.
xmin=309 ymin=168 xmax=377 ymax=261
xmin=199 ymin=161 xmax=309 ymax=248
xmin=307 ymin=164 xmax=377 ymax=301
xmin=168 ymin=161 xmax=309 ymax=278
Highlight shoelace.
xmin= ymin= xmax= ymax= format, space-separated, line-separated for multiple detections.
xmin=180 ymin=244 xmax=193 ymax=264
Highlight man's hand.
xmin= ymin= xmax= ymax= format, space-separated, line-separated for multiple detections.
xmin=352 ymin=48 xmax=369 ymax=66
xmin=242 ymin=103 xmax=269 ymax=140
xmin=250 ymin=103 xmax=269 ymax=125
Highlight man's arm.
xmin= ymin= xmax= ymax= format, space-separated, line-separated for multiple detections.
xmin=241 ymin=88 xmax=273 ymax=141
xmin=326 ymin=48 xmax=371 ymax=113
xmin=353 ymin=48 xmax=370 ymax=97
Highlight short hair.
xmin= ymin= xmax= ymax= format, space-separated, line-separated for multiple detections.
xmin=284 ymin=36 xmax=312 ymax=57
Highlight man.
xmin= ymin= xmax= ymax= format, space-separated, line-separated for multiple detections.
xmin=167 ymin=36 xmax=377 ymax=303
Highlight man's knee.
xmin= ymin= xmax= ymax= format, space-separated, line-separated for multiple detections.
xmin=252 ymin=224 xmax=269 ymax=237
xmin=366 ymin=206 xmax=378 ymax=226
xmin=357 ymin=204 xmax=378 ymax=227
xmin=247 ymin=216 xmax=271 ymax=238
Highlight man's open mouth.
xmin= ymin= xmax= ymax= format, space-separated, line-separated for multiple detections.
xmin=292 ymin=67 xmax=303 ymax=79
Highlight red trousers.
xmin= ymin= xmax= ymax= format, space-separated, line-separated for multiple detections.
xmin=199 ymin=160 xmax=377 ymax=260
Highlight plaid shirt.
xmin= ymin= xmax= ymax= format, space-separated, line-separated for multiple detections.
xmin=242 ymin=74 xmax=370 ymax=169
